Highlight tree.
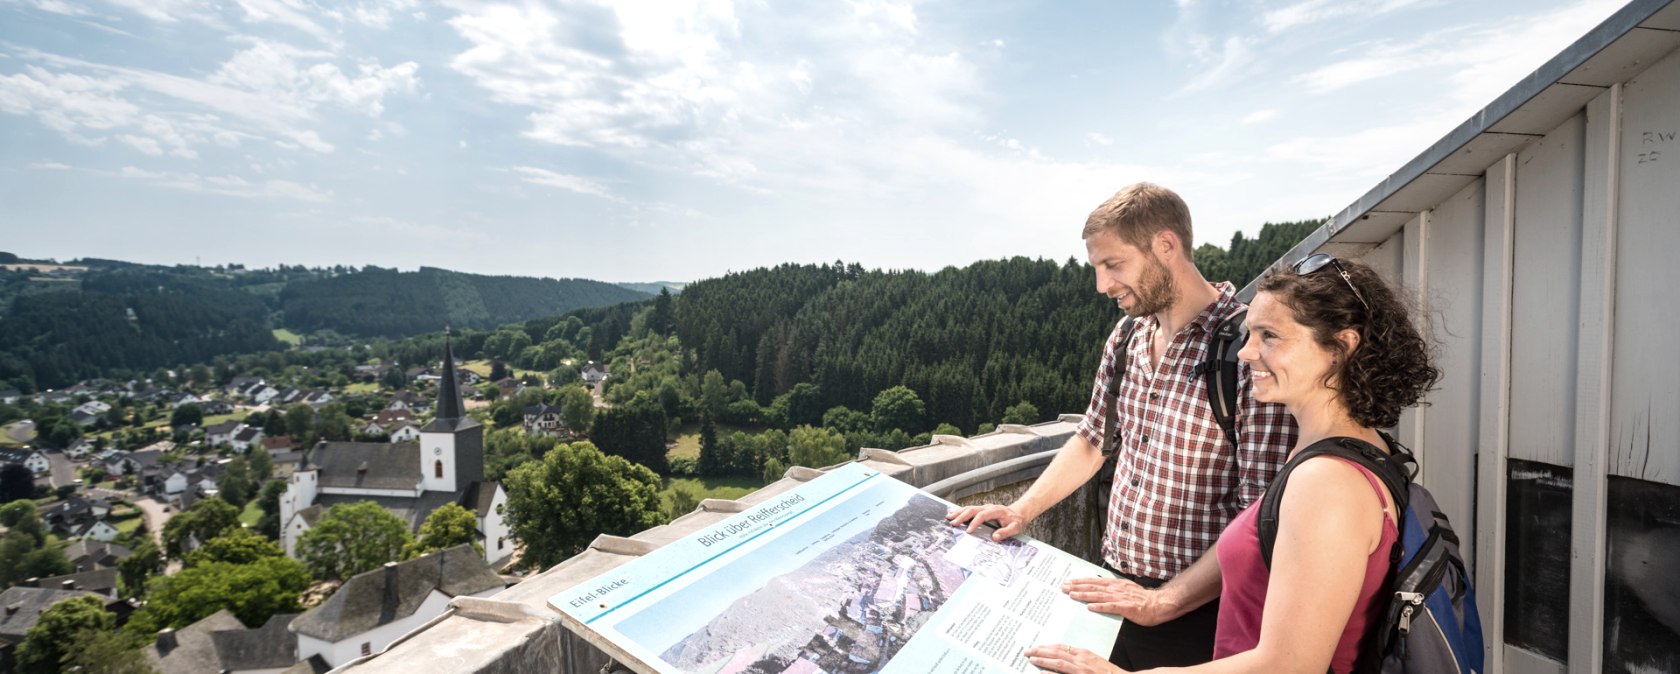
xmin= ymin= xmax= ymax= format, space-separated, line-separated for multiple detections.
xmin=0 ymin=499 xmax=35 ymax=527
xmin=871 ymin=386 xmax=925 ymax=434
xmin=284 ymin=403 xmax=314 ymax=440
xmin=125 ymin=555 xmax=309 ymax=634
xmin=117 ymin=541 xmax=162 ymax=599
xmin=249 ymin=448 xmax=273 ymax=482
xmin=253 ymin=479 xmax=287 ymax=540
xmin=663 ymin=483 xmax=700 ymax=521
xmin=19 ymin=547 xmax=72 ymax=579
xmin=160 ymin=497 xmax=240 ymax=559
xmin=788 ymin=425 xmax=850 ymax=469
xmin=169 ymin=403 xmax=203 ymax=430
xmin=558 ymin=385 xmax=594 ymax=435
xmin=1001 ymin=400 xmax=1041 ymax=425
xmin=218 ymin=457 xmax=254 ymax=507
xmin=185 ymin=528 xmax=285 ymax=567
xmin=696 ymin=414 xmax=728 ymax=476
xmin=0 ymin=463 xmax=34 ymax=503
xmin=503 ymin=441 xmax=663 ymax=569
xmin=16 ymin=595 xmax=114 ymax=674
xmin=65 ymin=628 xmax=159 ymax=674
xmin=296 ymin=501 xmax=414 ymax=581
xmin=590 ymin=396 xmax=668 ymax=473
xmin=405 ymin=503 xmax=481 ymax=558
xmin=700 ymin=369 xmax=728 ymax=418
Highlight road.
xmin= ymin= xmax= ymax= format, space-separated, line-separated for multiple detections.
xmin=44 ymin=449 xmax=76 ymax=488
xmin=133 ymin=495 xmax=169 ymax=547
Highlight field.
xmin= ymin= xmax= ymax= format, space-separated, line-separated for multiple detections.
xmin=667 ymin=420 xmax=764 ymax=460
xmin=272 ymin=328 xmax=303 ymax=345
xmin=661 ymin=475 xmax=768 ymax=512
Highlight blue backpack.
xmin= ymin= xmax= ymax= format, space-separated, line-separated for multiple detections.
xmin=1258 ymin=434 xmax=1485 ymax=674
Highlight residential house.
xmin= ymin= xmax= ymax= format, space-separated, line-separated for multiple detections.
xmin=371 ymin=410 xmax=417 ymax=428
xmin=280 ymin=340 xmax=509 ymax=566
xmin=269 ymin=451 xmax=306 ymax=477
xmin=288 ymin=546 xmax=505 ymax=668
xmin=63 ymin=540 xmax=131 ymax=571
xmin=0 ymin=448 xmax=50 ymax=475
xmin=385 ymin=391 xmax=424 ymax=412
xmin=492 ymin=378 xmax=522 ymax=400
xmin=521 ymin=404 xmax=566 ymax=438
xmin=357 ymin=419 xmax=385 ymax=437
xmin=262 ymin=436 xmax=299 ymax=454
xmin=146 ymin=610 xmax=303 ymax=674
xmin=202 ymin=399 xmax=235 ymax=416
xmin=231 ymin=426 xmax=265 ymax=453
xmin=205 ymin=421 xmax=241 ymax=447
xmin=249 ymin=385 xmax=281 ymax=405
xmin=22 ymin=568 xmax=119 ymax=597
xmin=580 ymin=362 xmax=609 ymax=387
xmin=70 ymin=520 xmax=119 ymax=542
xmin=173 ymin=393 xmax=203 ymax=408
xmin=0 ymin=587 xmax=130 ymax=671
xmin=42 ymin=497 xmax=109 ymax=536
xmin=65 ymin=437 xmax=96 ymax=460
xmin=225 ymin=376 xmax=265 ymax=397
xmin=303 ymin=391 xmax=335 ymax=409
xmin=68 ymin=408 xmax=100 ymax=427
xmin=386 ymin=422 xmax=421 ymax=443
xmin=0 ymin=390 xmax=20 ymax=405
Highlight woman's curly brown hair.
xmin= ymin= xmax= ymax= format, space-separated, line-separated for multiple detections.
xmin=1257 ymin=257 xmax=1441 ymax=429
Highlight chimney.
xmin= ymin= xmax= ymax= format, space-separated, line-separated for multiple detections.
xmin=156 ymin=628 xmax=178 ymax=656
xmin=379 ymin=561 xmax=400 ymax=625
xmin=60 ymin=580 xmax=75 ymax=591
xmin=5 ymin=603 xmax=20 ymax=616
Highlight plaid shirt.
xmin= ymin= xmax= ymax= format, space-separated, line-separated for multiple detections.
xmin=1075 ymin=283 xmax=1297 ymax=581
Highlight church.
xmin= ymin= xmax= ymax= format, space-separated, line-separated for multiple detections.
xmin=279 ymin=338 xmax=511 ymax=566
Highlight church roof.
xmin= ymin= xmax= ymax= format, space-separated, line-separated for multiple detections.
xmin=309 ymin=442 xmax=421 ymax=491
xmin=314 ymin=491 xmax=463 ymax=533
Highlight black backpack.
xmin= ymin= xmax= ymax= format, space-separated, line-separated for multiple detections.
xmin=1089 ymin=311 xmax=1246 ymax=558
xmin=1258 ymin=434 xmax=1485 ymax=674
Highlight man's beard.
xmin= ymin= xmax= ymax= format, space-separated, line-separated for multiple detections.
xmin=1124 ymin=254 xmax=1177 ymax=316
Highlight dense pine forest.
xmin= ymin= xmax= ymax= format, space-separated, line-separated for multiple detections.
xmin=0 ymin=218 xmax=1315 ymax=398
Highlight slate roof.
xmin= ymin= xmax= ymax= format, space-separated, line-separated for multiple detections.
xmin=463 ymin=481 xmax=499 ymax=519
xmin=204 ymin=421 xmax=240 ymax=437
xmin=289 ymin=545 xmax=504 ymax=643
xmin=313 ymin=491 xmax=462 ymax=532
xmin=233 ymin=426 xmax=263 ymax=442
xmin=64 ymin=540 xmax=132 ymax=570
xmin=210 ymin=613 xmax=299 ymax=671
xmin=308 ymin=442 xmax=421 ymax=491
xmin=26 ymin=568 xmax=119 ymax=596
xmin=145 ymin=609 xmax=246 ymax=673
xmin=0 ymin=587 xmax=110 ymax=643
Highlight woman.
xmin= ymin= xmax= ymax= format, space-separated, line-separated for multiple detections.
xmin=1027 ymin=254 xmax=1439 ymax=673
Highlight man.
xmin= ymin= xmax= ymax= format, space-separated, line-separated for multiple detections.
xmin=947 ymin=182 xmax=1296 ymax=669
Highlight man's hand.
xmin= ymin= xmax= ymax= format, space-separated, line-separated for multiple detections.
xmin=1062 ymin=576 xmax=1175 ymax=626
xmin=944 ymin=503 xmax=1027 ymax=541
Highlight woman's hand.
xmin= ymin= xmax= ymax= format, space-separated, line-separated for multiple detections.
xmin=1024 ymin=643 xmax=1123 ymax=673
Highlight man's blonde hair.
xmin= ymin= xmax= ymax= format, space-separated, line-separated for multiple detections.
xmin=1082 ymin=182 xmax=1194 ymax=258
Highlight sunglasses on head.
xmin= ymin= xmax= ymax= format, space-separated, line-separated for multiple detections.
xmin=1291 ymin=253 xmax=1370 ymax=311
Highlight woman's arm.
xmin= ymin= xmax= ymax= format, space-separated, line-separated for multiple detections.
xmin=1027 ymin=456 xmax=1388 ymax=674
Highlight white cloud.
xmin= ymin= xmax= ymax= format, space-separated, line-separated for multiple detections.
xmin=446 ymin=0 xmax=983 ymax=191
xmin=111 ymin=164 xmax=331 ymax=201
xmin=29 ymin=161 xmax=71 ymax=170
xmin=1261 ymin=0 xmax=1434 ymax=34
xmin=1087 ymin=132 xmax=1113 ymax=146
xmin=1240 ymin=109 xmax=1277 ymax=125
xmin=511 ymin=166 xmax=618 ymax=201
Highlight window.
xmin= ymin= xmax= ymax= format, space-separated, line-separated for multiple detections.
xmin=361 ymin=642 xmax=372 ymax=656
xmin=495 ymin=503 xmax=504 ymax=515
xmin=498 ymin=537 xmax=504 ymax=550
xmin=434 ymin=460 xmax=443 ymax=479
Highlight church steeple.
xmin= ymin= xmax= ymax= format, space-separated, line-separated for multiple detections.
xmin=435 ymin=327 xmax=463 ymax=423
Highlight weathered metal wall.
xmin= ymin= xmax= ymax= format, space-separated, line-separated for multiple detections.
xmin=1331 ymin=39 xmax=1680 ymax=674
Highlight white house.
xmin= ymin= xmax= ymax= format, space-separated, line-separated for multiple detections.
xmin=230 ymin=426 xmax=264 ymax=453
xmin=387 ymin=422 xmax=421 ymax=443
xmin=73 ymin=520 xmax=119 ymax=543
xmin=0 ymin=448 xmax=51 ymax=475
xmin=65 ymin=437 xmax=96 ymax=460
xmin=204 ymin=421 xmax=240 ymax=447
xmin=289 ymin=545 xmax=505 ymax=669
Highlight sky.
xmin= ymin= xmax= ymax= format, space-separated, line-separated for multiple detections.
xmin=0 ymin=0 xmax=1632 ymax=283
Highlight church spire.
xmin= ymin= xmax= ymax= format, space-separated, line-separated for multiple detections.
xmin=436 ymin=327 xmax=463 ymax=423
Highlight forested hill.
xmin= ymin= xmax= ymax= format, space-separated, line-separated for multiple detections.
xmin=279 ymin=267 xmax=649 ymax=338
xmin=0 ymin=260 xmax=650 ymax=390
xmin=671 ymin=219 xmax=1322 ymax=431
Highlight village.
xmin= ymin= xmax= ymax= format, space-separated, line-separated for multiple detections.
xmin=0 ymin=349 xmax=611 ymax=672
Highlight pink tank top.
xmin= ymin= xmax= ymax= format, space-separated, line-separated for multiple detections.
xmin=1213 ymin=456 xmax=1399 ymax=673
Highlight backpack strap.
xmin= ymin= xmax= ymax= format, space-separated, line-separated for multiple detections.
xmin=1257 ymin=433 xmax=1414 ymax=570
xmin=1193 ymin=309 xmax=1246 ymax=452
xmin=1099 ymin=317 xmax=1140 ymax=459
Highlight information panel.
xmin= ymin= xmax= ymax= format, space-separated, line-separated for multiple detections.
xmin=551 ymin=463 xmax=1122 ymax=674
